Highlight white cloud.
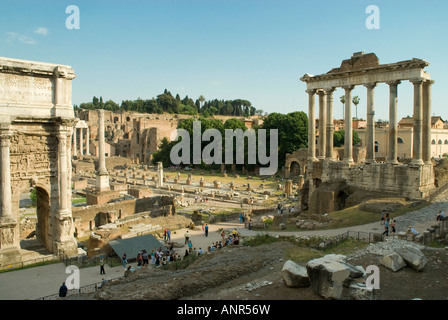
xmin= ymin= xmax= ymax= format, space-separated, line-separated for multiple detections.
xmin=34 ymin=27 xmax=49 ymax=36
xmin=5 ymin=32 xmax=36 ymax=45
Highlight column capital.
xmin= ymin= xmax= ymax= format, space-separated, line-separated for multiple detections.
xmin=323 ymin=87 xmax=336 ymax=94
xmin=0 ymin=131 xmax=12 ymax=147
xmin=342 ymin=85 xmax=355 ymax=91
xmin=317 ymin=89 xmax=327 ymax=96
xmin=306 ymin=89 xmax=316 ymax=95
xmin=364 ymin=82 xmax=377 ymax=89
xmin=423 ymin=79 xmax=435 ymax=86
xmin=410 ymin=78 xmax=425 ymax=85
xmin=386 ymin=80 xmax=401 ymax=86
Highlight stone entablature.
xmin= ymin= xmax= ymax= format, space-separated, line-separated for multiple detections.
xmin=0 ymin=57 xmax=76 ymax=120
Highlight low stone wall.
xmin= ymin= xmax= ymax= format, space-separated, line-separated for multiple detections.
xmin=72 ymin=195 xmax=176 ymax=237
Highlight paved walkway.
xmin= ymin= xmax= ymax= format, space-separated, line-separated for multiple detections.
xmin=1 ymin=190 xmax=447 ymax=300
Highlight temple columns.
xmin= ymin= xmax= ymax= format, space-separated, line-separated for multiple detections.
xmin=422 ymin=80 xmax=434 ymax=164
xmin=411 ymin=79 xmax=424 ymax=166
xmin=387 ymin=81 xmax=400 ymax=164
xmin=343 ymin=85 xmax=354 ymax=163
xmin=364 ymin=83 xmax=377 ymax=164
xmin=307 ymin=89 xmax=318 ymax=162
xmin=318 ymin=90 xmax=327 ymax=160
xmin=325 ymin=88 xmax=335 ymax=160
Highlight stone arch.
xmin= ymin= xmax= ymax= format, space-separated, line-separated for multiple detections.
xmin=284 ymin=149 xmax=307 ymax=179
xmin=0 ymin=57 xmax=79 ymax=268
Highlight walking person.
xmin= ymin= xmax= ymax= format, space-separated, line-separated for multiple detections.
xmin=391 ymin=219 xmax=396 ymax=236
xmin=382 ymin=219 xmax=389 ymax=237
xmin=99 ymin=255 xmax=106 ymax=275
xmin=204 ymin=224 xmax=209 ymax=237
xmin=380 ymin=210 xmax=385 ymax=225
xmin=184 ymin=230 xmax=190 ymax=244
xmin=166 ymin=228 xmax=171 ymax=241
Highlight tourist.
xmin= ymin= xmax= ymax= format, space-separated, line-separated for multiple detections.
xmin=202 ymin=223 xmax=205 ymax=235
xmin=198 ymin=248 xmax=203 ymax=256
xmin=382 ymin=219 xmax=389 ymax=237
xmin=232 ymin=228 xmax=238 ymax=237
xmin=150 ymin=250 xmax=156 ymax=265
xmin=184 ymin=249 xmax=189 ymax=258
xmin=142 ymin=250 xmax=149 ymax=266
xmin=221 ymin=230 xmax=225 ymax=242
xmin=391 ymin=219 xmax=396 ymax=236
xmin=122 ymin=252 xmax=127 ymax=268
xmin=99 ymin=255 xmax=106 ymax=275
xmin=410 ymin=226 xmax=419 ymax=235
xmin=164 ymin=228 xmax=167 ymax=241
xmin=167 ymin=229 xmax=171 ymax=241
xmin=249 ymin=219 xmax=252 ymax=230
xmin=188 ymin=240 xmax=193 ymax=253
xmin=98 ymin=278 xmax=107 ymax=289
xmin=184 ymin=230 xmax=190 ymax=244
xmin=204 ymin=224 xmax=209 ymax=237
xmin=380 ymin=210 xmax=385 ymax=225
xmin=59 ymin=282 xmax=68 ymax=298
xmin=124 ymin=266 xmax=133 ymax=277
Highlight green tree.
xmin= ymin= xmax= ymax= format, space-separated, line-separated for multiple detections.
xmin=262 ymin=111 xmax=308 ymax=169
xmin=333 ymin=129 xmax=360 ymax=147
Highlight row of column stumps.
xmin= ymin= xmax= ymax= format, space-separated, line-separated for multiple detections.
xmin=72 ymin=126 xmax=90 ymax=157
xmin=307 ymin=79 xmax=434 ymax=165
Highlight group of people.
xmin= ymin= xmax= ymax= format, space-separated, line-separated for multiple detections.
xmin=380 ymin=210 xmax=396 ymax=237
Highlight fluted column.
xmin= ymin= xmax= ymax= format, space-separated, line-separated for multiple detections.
xmin=422 ymin=80 xmax=434 ymax=164
xmin=364 ymin=83 xmax=377 ymax=164
xmin=325 ymin=88 xmax=335 ymax=160
xmin=0 ymin=124 xmax=20 ymax=255
xmin=318 ymin=90 xmax=327 ymax=160
xmin=387 ymin=81 xmax=400 ymax=164
xmin=411 ymin=79 xmax=424 ymax=166
xmin=0 ymin=127 xmax=14 ymax=224
xmin=307 ymin=89 xmax=318 ymax=162
xmin=57 ymin=127 xmax=70 ymax=215
xmin=343 ymin=85 xmax=354 ymax=163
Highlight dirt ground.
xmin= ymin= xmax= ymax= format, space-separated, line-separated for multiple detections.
xmin=83 ymin=240 xmax=448 ymax=301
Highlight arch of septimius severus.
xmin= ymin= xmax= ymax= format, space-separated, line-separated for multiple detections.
xmin=300 ymin=52 xmax=436 ymax=213
xmin=0 ymin=57 xmax=78 ymax=267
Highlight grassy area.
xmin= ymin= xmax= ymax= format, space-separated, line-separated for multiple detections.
xmin=261 ymin=200 xmax=431 ymax=232
xmin=286 ymin=239 xmax=369 ymax=263
xmin=242 ymin=233 xmax=369 ymax=263
xmin=322 ymin=201 xmax=430 ymax=230
xmin=425 ymin=240 xmax=447 ymax=248
xmin=72 ymin=197 xmax=86 ymax=204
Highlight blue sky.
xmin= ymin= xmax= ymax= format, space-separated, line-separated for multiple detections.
xmin=1 ymin=0 xmax=447 ymax=121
